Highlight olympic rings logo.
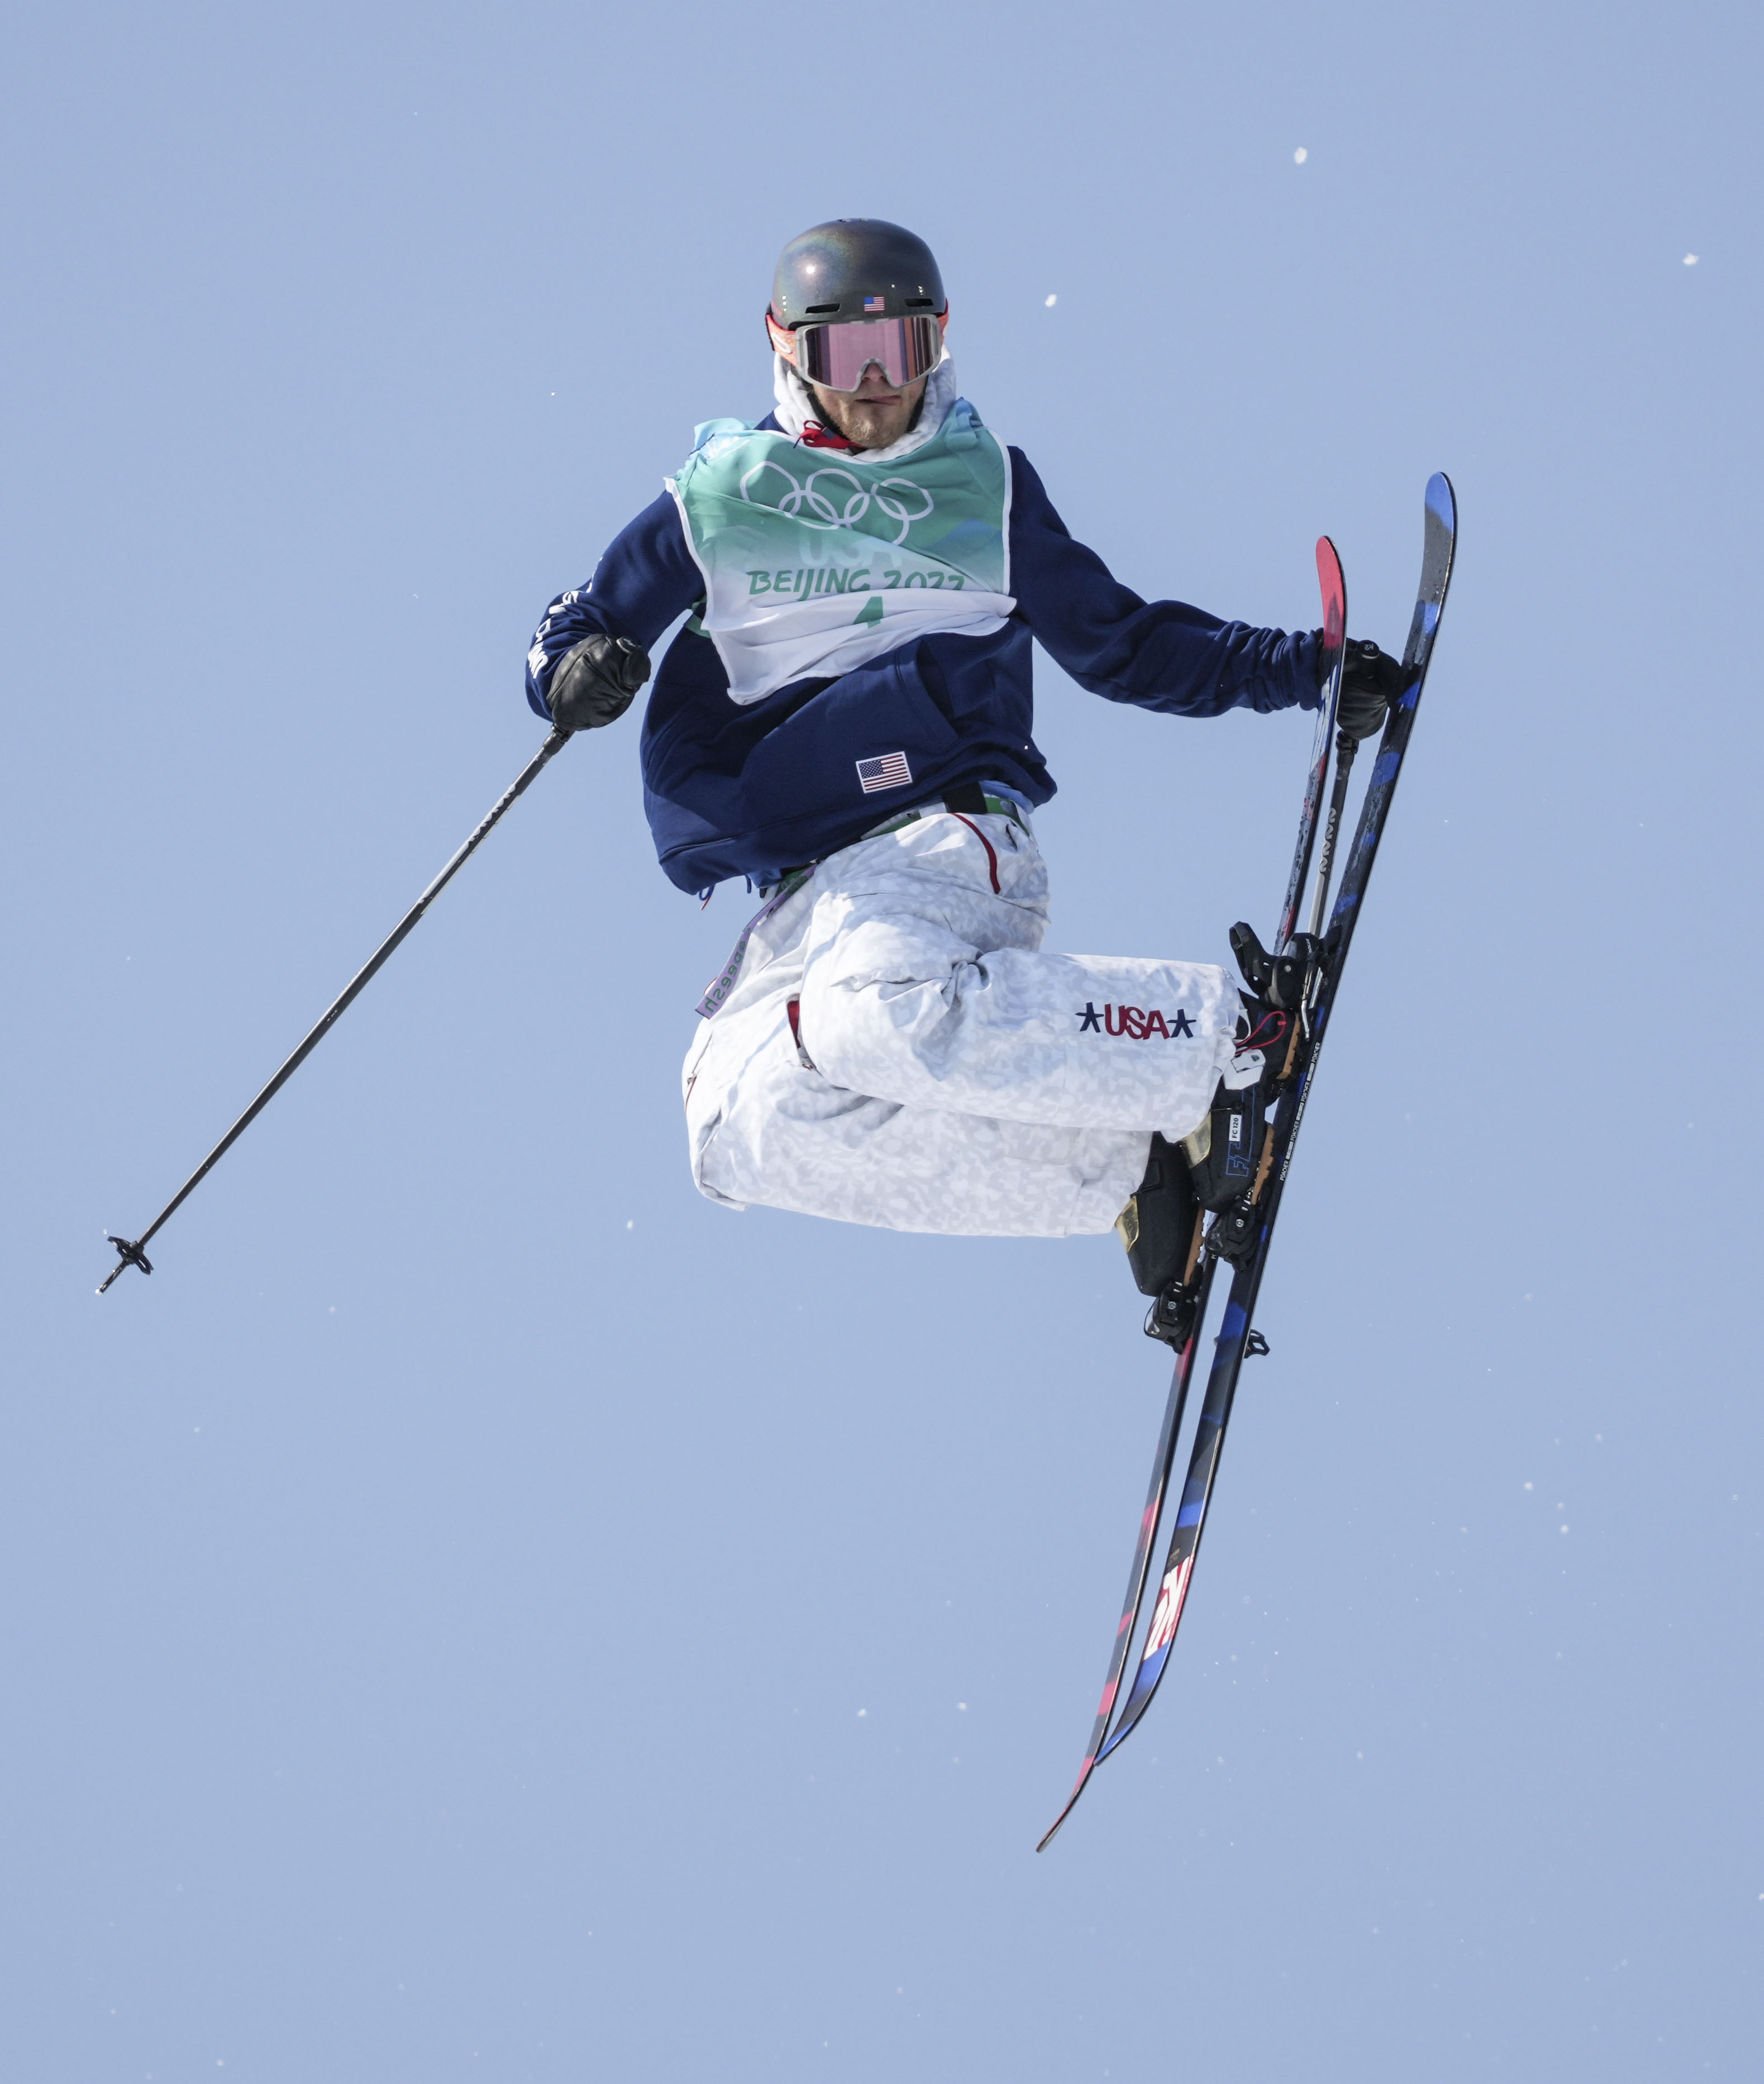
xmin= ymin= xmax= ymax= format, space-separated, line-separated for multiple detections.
xmin=738 ymin=460 xmax=935 ymax=547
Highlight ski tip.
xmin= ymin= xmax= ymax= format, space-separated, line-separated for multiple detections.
xmin=1036 ymin=1806 xmax=1073 ymax=1854
xmin=1425 ymin=472 xmax=1455 ymax=533
xmin=1314 ymin=536 xmax=1345 ymax=635
xmin=1036 ymin=1757 xmax=1100 ymax=1851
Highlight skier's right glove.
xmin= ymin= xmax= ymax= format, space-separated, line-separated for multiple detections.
xmin=545 ymin=632 xmax=651 ymax=733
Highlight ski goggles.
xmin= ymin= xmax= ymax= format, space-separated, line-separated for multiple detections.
xmin=791 ymin=312 xmax=943 ymax=393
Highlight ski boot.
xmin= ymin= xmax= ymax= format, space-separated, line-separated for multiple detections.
xmin=1184 ymin=925 xmax=1317 ymax=1264
xmin=1120 ymin=925 xmax=1321 ymax=1323
xmin=1180 ymin=1070 xmax=1278 ymax=1263
xmin=1115 ymin=1134 xmax=1207 ymax=1347
xmin=1228 ymin=920 xmax=1313 ymax=1017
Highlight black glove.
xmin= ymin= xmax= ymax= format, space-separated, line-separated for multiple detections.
xmin=545 ymin=632 xmax=651 ymax=732
xmin=1332 ymin=636 xmax=1406 ymax=743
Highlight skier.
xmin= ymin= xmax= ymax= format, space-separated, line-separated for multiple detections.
xmin=523 ymin=219 xmax=1403 ymax=1321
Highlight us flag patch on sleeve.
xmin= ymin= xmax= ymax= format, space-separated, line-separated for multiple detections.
xmin=857 ymin=752 xmax=913 ymax=794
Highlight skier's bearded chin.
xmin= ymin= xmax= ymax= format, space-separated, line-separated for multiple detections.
xmin=808 ymin=367 xmax=928 ymax=449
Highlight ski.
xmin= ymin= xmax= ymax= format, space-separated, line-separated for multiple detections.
xmin=1275 ymin=538 xmax=1348 ymax=953
xmin=1035 ymin=535 xmax=1343 ymax=1848
xmin=1033 ymin=1260 xmax=1216 ymax=1846
xmin=1038 ymin=475 xmax=1456 ymax=1848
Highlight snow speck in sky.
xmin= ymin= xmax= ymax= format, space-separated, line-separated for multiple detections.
xmin=1044 ymin=293 xmax=1057 ymax=307
xmin=1294 ymin=146 xmax=1308 ymax=164
xmin=1684 ymin=252 xmax=1699 ymax=265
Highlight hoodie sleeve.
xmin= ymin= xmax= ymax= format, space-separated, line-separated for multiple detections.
xmin=524 ymin=491 xmax=706 ymax=719
xmin=1005 ymin=447 xmax=1319 ymax=717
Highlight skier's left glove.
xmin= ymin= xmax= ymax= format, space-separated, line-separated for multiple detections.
xmin=1330 ymin=637 xmax=1407 ymax=743
xmin=546 ymin=632 xmax=651 ymax=733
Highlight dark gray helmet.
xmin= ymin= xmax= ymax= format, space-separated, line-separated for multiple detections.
xmin=770 ymin=219 xmax=947 ymax=326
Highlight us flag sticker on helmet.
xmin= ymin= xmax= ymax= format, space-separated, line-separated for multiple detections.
xmin=863 ymin=294 xmax=886 ymax=312
xmin=857 ymin=752 xmax=913 ymax=793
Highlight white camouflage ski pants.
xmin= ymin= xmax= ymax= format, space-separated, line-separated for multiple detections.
xmin=681 ymin=806 xmax=1256 ymax=1237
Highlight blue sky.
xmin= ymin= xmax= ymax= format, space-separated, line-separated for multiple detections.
xmin=3 ymin=2 xmax=1760 ymax=2078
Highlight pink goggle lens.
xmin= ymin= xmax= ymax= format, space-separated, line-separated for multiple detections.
xmin=794 ymin=314 xmax=942 ymax=393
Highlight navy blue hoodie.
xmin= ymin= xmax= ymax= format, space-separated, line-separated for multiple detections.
xmin=526 ymin=423 xmax=1318 ymax=894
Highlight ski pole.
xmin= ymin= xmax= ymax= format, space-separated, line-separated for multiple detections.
xmin=98 ymin=726 xmax=573 ymax=1295
xmin=1305 ymin=728 xmax=1361 ymax=939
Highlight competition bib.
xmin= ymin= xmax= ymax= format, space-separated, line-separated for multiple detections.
xmin=667 ymin=400 xmax=1015 ymax=705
